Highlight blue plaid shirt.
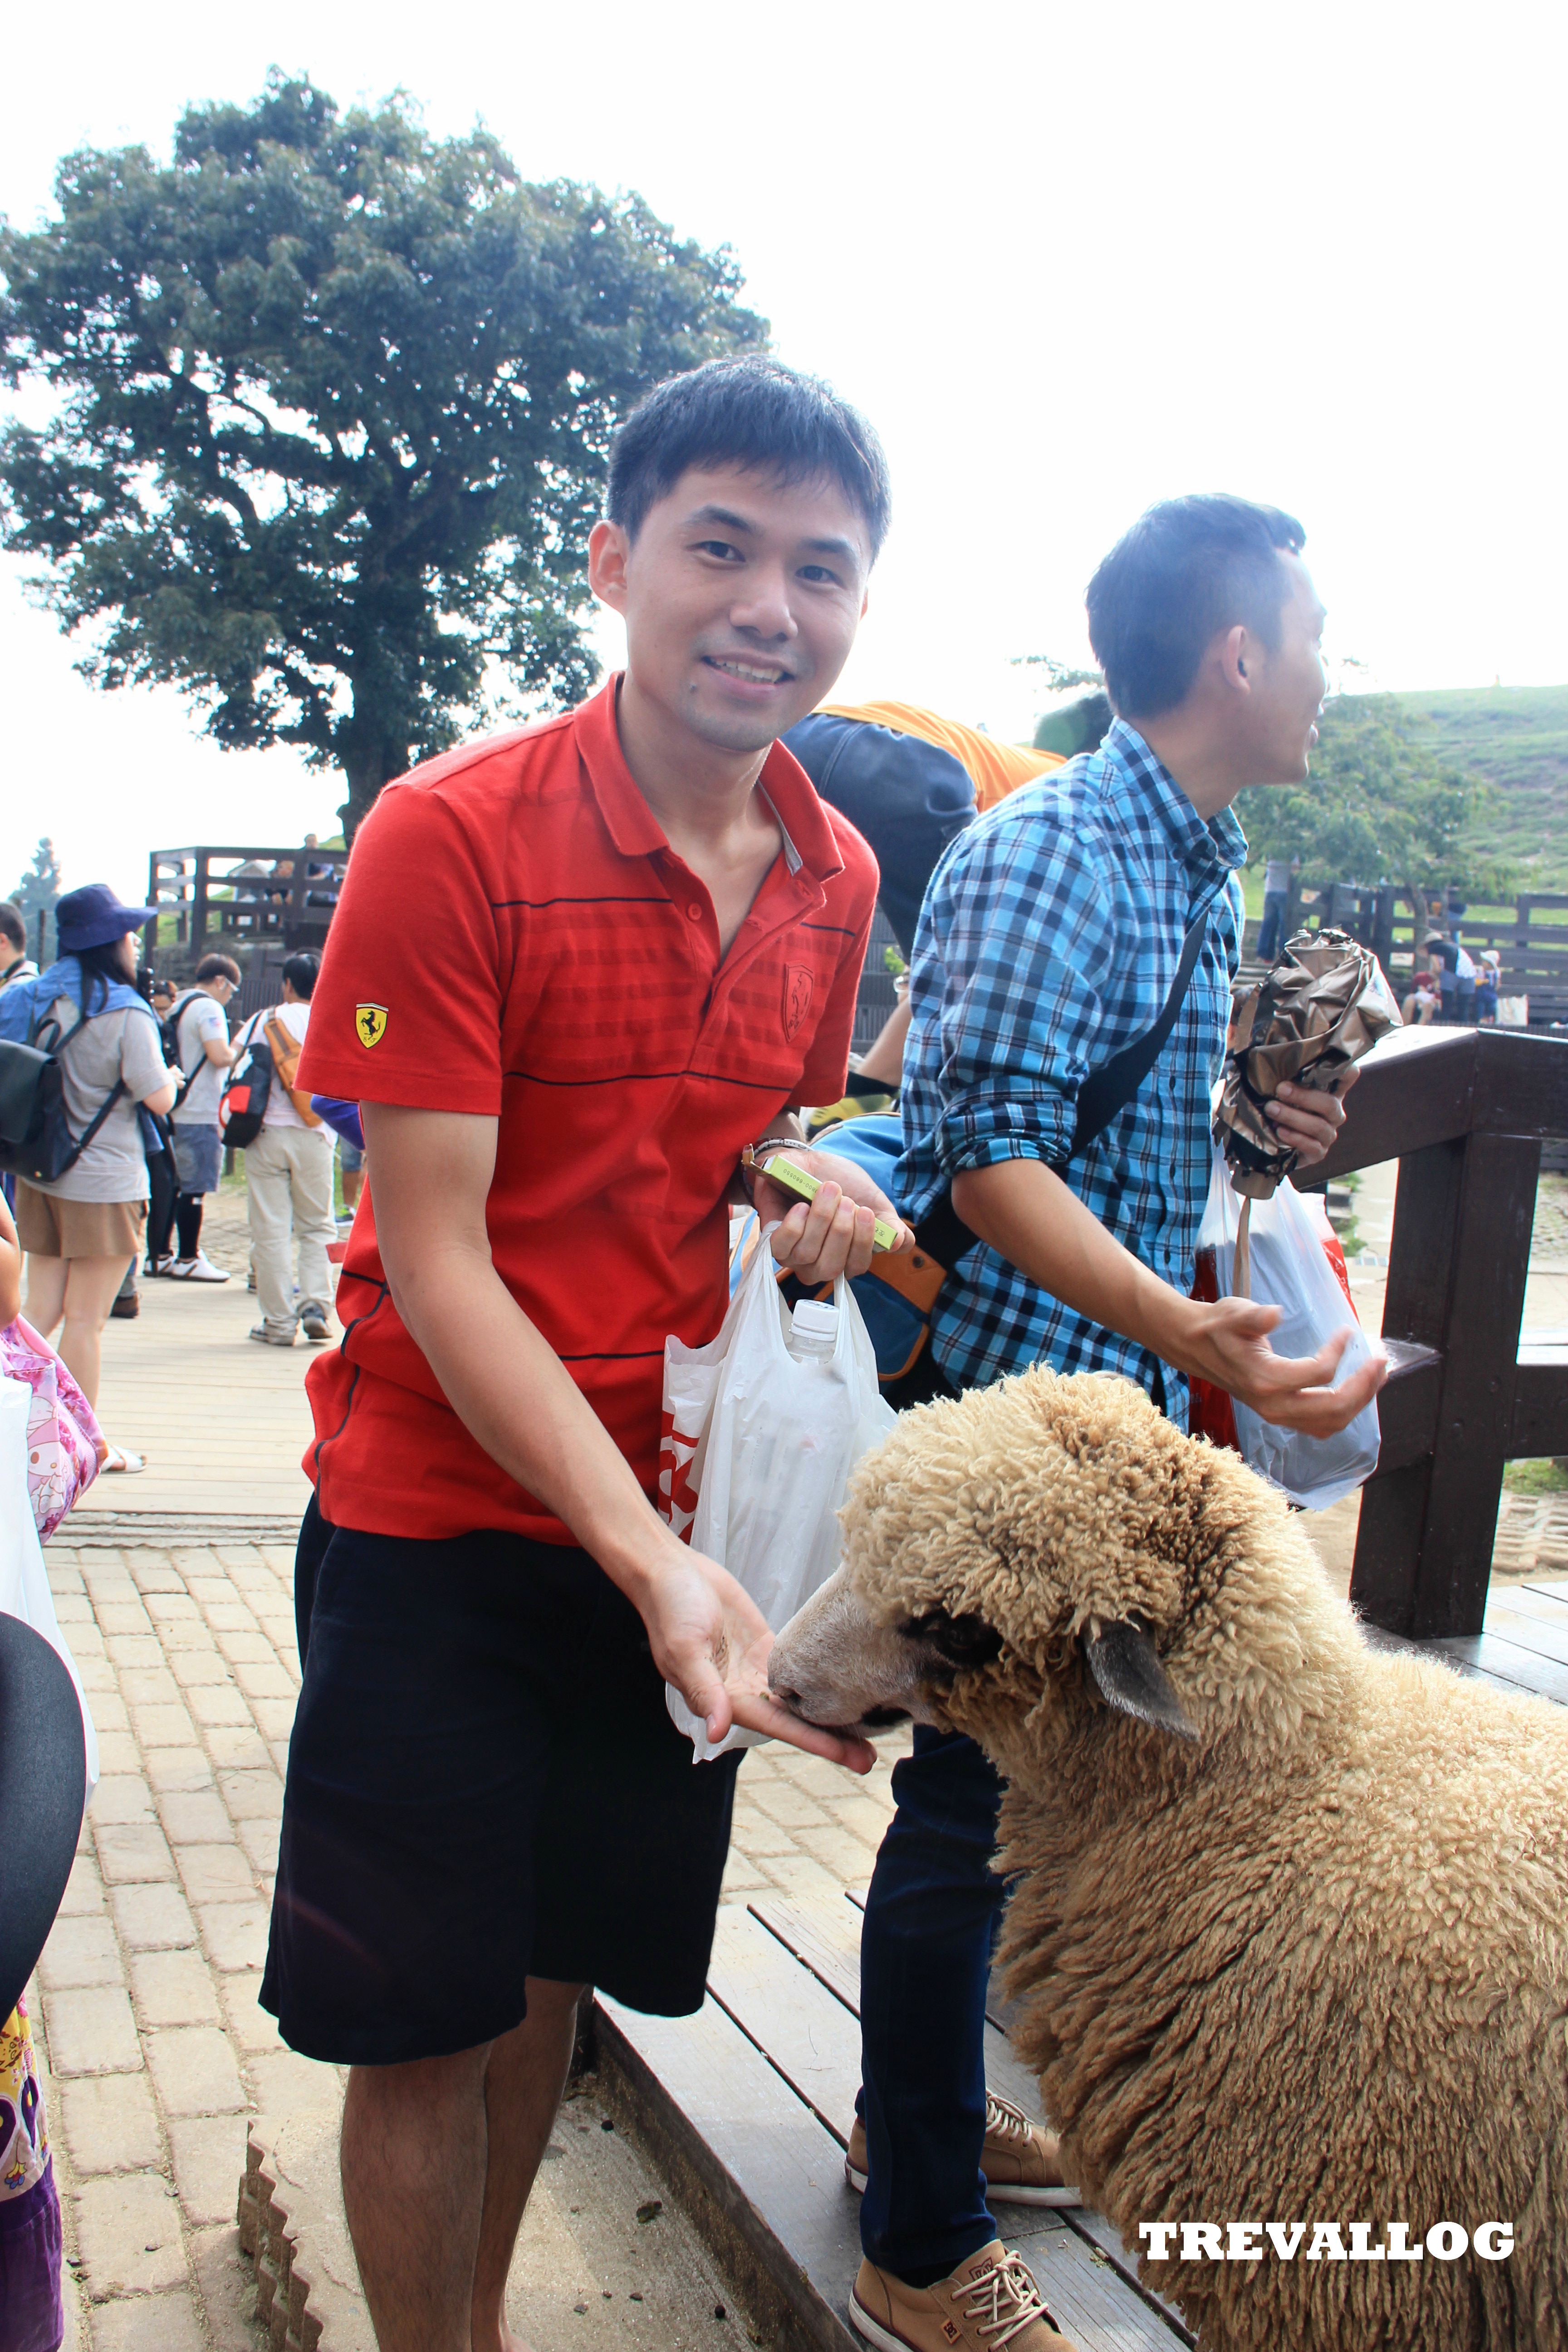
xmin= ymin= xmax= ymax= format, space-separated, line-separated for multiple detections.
xmin=895 ymin=720 xmax=1245 ymax=1426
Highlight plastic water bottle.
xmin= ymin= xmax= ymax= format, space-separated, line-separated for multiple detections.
xmin=789 ymin=1298 xmax=839 ymax=1361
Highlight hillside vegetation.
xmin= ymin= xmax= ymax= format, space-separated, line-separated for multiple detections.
xmin=1402 ymin=684 xmax=1568 ymax=893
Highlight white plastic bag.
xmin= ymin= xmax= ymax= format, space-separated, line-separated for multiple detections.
xmin=1196 ymin=1154 xmax=1380 ymax=1510
xmin=1 ymin=1377 xmax=99 ymax=1797
xmin=658 ymin=1231 xmax=895 ymax=1760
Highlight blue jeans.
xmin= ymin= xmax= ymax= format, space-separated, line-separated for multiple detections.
xmin=858 ymin=1726 xmax=1008 ymax=2283
xmin=1257 ymin=891 xmax=1289 ymax=962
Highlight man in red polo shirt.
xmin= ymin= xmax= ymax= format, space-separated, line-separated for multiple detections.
xmin=262 ymin=358 xmax=910 ymax=2352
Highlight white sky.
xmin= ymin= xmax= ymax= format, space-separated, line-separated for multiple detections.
xmin=3 ymin=0 xmax=1564 ymax=899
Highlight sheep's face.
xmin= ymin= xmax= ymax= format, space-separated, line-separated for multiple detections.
xmin=766 ymin=1562 xmax=1013 ymax=1739
xmin=769 ymin=1560 xmax=1193 ymax=1745
xmin=771 ymin=1365 xmax=1301 ymax=1754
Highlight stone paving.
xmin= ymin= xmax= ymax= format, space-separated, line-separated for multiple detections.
xmin=30 ymin=1534 xmax=904 ymax=2350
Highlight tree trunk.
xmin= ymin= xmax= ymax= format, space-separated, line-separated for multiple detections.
xmin=338 ymin=742 xmax=411 ymax=844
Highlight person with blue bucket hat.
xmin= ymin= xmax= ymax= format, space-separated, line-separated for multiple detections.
xmin=0 ymin=884 xmax=177 ymax=1472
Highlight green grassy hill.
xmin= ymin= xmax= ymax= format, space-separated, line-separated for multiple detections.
xmin=1400 ymin=684 xmax=1568 ymax=892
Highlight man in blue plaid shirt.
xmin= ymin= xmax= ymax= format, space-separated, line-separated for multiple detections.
xmin=848 ymin=497 xmax=1387 ymax=2352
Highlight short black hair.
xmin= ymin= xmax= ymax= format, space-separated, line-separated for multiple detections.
xmin=608 ymin=356 xmax=891 ymax=561
xmin=196 ymin=952 xmax=241 ymax=984
xmin=282 ymin=951 xmax=320 ymax=1000
xmin=0 ymin=901 xmax=25 ymax=953
xmin=1086 ymin=495 xmax=1307 ymax=720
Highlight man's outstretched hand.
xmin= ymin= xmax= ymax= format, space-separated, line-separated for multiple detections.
xmin=637 ymin=1544 xmax=875 ymax=1772
xmin=1184 ymin=1294 xmax=1387 ymax=1436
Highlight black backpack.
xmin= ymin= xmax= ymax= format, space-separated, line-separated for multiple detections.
xmin=218 ymin=1012 xmax=275 ymax=1150
xmin=0 ymin=1001 xmax=128 ymax=1186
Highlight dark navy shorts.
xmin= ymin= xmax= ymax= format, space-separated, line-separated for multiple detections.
xmin=260 ymin=1496 xmax=741 ymax=2065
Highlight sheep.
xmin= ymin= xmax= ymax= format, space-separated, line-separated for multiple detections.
xmin=768 ymin=1365 xmax=1568 ymax=2352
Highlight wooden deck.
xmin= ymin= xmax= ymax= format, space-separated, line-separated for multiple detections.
xmin=598 ymin=1886 xmax=1192 ymax=2352
xmin=1365 ymin=1572 xmax=1568 ymax=1703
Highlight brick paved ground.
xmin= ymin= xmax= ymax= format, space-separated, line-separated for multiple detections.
xmin=30 ymin=1535 xmax=904 ymax=2349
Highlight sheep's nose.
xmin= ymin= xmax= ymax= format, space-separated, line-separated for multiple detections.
xmin=771 ymin=1684 xmax=801 ymax=1711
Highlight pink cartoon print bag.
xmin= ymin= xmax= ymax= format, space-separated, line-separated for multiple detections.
xmin=0 ymin=1317 xmax=105 ymax=1542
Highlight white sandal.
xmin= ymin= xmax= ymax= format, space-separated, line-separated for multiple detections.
xmin=103 ymin=1444 xmax=146 ymax=1475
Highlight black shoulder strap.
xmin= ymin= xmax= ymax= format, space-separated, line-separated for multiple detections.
xmin=912 ymin=908 xmax=1212 ymax=1271
xmin=1068 ymin=908 xmax=1209 ymax=1160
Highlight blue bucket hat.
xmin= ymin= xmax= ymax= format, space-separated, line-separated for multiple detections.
xmin=54 ymin=882 xmax=160 ymax=955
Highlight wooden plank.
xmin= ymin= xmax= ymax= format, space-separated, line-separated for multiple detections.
xmin=1522 ymin=1578 xmax=1568 ymax=1609
xmin=595 ymin=1989 xmax=863 ymax=2352
xmin=1060 ymin=2211 xmax=1195 ymax=2348
xmin=1024 ymin=2226 xmax=1193 ymax=2351
xmin=1361 ymin=1618 xmax=1567 ymax=1695
xmin=1428 ymin=1630 xmax=1568 ymax=1705
xmin=1311 ymin=1029 xmax=1475 ymax=1180
xmin=750 ymin=1895 xmax=862 ymax=2019
xmin=707 ymin=1906 xmax=862 ymax=2146
xmin=1484 ymin=1595 xmax=1568 ymax=1667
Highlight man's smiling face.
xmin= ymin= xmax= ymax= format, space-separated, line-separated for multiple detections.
xmin=591 ymin=462 xmax=872 ymax=757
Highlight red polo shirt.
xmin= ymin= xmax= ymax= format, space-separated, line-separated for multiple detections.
xmin=296 ymin=676 xmax=878 ymax=1544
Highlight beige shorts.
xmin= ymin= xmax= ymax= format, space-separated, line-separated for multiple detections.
xmin=15 ymin=1183 xmax=147 ymax=1262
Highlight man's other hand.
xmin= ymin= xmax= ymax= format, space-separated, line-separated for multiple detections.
xmin=639 ymin=1543 xmax=874 ymax=1773
xmin=1187 ymin=1294 xmax=1387 ymax=1436
xmin=1264 ymin=1064 xmax=1359 ymax=1166
xmin=755 ymin=1146 xmax=913 ymax=1283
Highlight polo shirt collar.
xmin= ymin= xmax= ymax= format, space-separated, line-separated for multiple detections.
xmin=573 ymin=676 xmax=845 ymax=886
xmin=1104 ymin=719 xmax=1248 ymax=878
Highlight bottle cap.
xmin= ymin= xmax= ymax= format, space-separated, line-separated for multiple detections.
xmin=790 ymin=1298 xmax=839 ymax=1343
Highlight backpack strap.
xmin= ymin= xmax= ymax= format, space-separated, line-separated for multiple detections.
xmin=1069 ymin=908 xmax=1208 ymax=1159
xmin=912 ymin=908 xmax=1212 ymax=1271
xmin=167 ymin=990 xmax=211 ymax=1106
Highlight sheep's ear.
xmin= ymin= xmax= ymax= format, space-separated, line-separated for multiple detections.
xmin=902 ymin=1609 xmax=1004 ymax=1672
xmin=1083 ymin=1621 xmax=1196 ymax=1740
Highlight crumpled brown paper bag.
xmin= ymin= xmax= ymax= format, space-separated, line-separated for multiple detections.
xmin=1216 ymin=927 xmax=1402 ymax=1201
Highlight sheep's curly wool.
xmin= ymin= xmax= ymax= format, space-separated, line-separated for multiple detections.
xmin=840 ymin=1366 xmax=1568 ymax=2352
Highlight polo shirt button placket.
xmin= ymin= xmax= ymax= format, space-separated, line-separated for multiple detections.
xmin=687 ymin=903 xmax=703 ymax=922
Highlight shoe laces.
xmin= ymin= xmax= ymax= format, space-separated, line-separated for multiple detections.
xmin=960 ymin=2249 xmax=1056 ymax=2348
xmin=983 ymin=2092 xmax=1032 ymax=2148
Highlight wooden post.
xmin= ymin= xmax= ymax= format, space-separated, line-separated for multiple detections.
xmin=1372 ymin=886 xmax=1395 ymax=977
xmin=143 ymin=852 xmax=159 ymax=969
xmin=192 ymin=852 xmax=210 ymax=952
xmin=1350 ymin=1127 xmax=1540 ymax=1636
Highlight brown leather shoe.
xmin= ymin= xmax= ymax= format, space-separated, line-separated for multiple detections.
xmin=844 ymin=2093 xmax=1081 ymax=2208
xmin=850 ymin=2240 xmax=1081 ymax=2352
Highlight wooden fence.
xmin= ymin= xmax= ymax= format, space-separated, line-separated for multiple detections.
xmin=1291 ymin=886 xmax=1568 ymax=1026
xmin=144 ymin=844 xmax=348 ymax=959
xmin=1313 ymin=1024 xmax=1568 ymax=1638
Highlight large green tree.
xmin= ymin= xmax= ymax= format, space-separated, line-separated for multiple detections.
xmin=0 ymin=74 xmax=766 ymax=834
xmin=1236 ymin=688 xmax=1504 ymax=906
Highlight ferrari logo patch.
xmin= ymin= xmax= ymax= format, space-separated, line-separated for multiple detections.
xmin=355 ymin=1004 xmax=389 ymax=1049
xmin=782 ymin=965 xmax=814 ymax=1042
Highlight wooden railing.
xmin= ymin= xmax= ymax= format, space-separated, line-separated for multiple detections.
xmin=1311 ymin=1024 xmax=1568 ymax=1638
xmin=144 ymin=844 xmax=348 ymax=957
